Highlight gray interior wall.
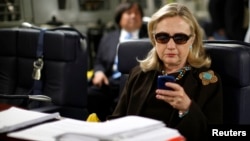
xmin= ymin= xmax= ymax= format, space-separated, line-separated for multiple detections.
xmin=0 ymin=0 xmax=210 ymax=33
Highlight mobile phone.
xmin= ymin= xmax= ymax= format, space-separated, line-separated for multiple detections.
xmin=157 ymin=75 xmax=176 ymax=90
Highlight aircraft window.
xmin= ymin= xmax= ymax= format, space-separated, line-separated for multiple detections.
xmin=154 ymin=0 xmax=165 ymax=9
xmin=123 ymin=0 xmax=147 ymax=8
xmin=0 ymin=0 xmax=21 ymax=22
xmin=78 ymin=0 xmax=110 ymax=11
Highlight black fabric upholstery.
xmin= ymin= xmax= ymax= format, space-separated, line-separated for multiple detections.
xmin=118 ymin=39 xmax=250 ymax=125
xmin=117 ymin=39 xmax=152 ymax=95
xmin=204 ymin=40 xmax=250 ymax=124
xmin=0 ymin=28 xmax=88 ymax=120
xmin=118 ymin=39 xmax=153 ymax=74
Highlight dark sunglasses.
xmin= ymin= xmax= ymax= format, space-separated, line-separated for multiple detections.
xmin=154 ymin=32 xmax=192 ymax=44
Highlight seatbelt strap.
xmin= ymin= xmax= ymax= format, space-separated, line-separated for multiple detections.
xmin=31 ymin=29 xmax=46 ymax=95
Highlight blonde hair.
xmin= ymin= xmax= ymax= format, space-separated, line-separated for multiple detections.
xmin=139 ymin=3 xmax=211 ymax=72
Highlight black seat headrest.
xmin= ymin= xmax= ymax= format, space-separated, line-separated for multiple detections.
xmin=118 ymin=39 xmax=153 ymax=74
xmin=204 ymin=40 xmax=250 ymax=87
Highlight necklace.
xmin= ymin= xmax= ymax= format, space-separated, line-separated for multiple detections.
xmin=161 ymin=66 xmax=191 ymax=81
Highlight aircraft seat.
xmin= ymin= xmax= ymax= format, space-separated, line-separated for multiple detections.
xmin=118 ymin=39 xmax=250 ymax=124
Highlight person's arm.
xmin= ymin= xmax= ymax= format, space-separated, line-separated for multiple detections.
xmin=93 ymin=34 xmax=109 ymax=73
xmin=175 ymin=71 xmax=223 ymax=141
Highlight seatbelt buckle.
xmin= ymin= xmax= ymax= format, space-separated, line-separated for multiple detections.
xmin=32 ymin=58 xmax=44 ymax=80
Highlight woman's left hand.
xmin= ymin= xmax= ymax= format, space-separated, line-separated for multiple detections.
xmin=155 ymin=82 xmax=191 ymax=112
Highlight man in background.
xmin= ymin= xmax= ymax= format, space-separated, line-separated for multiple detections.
xmin=87 ymin=1 xmax=148 ymax=121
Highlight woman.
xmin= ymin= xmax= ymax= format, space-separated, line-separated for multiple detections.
xmin=109 ymin=3 xmax=223 ymax=141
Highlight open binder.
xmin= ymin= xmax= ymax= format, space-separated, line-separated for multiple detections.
xmin=0 ymin=107 xmax=60 ymax=133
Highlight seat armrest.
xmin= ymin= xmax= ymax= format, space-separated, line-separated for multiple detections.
xmin=31 ymin=105 xmax=60 ymax=113
xmin=32 ymin=105 xmax=89 ymax=121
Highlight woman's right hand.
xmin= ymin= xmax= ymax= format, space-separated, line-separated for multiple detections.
xmin=92 ymin=71 xmax=109 ymax=87
xmin=155 ymin=82 xmax=191 ymax=112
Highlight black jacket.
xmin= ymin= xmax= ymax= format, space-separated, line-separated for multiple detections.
xmin=110 ymin=66 xmax=223 ymax=141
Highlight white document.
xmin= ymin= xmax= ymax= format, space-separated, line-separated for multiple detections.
xmin=57 ymin=126 xmax=183 ymax=141
xmin=0 ymin=106 xmax=60 ymax=133
xmin=8 ymin=115 xmax=182 ymax=141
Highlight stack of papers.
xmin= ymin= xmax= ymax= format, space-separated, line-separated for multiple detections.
xmin=57 ymin=126 xmax=184 ymax=141
xmin=0 ymin=107 xmax=60 ymax=133
xmin=7 ymin=115 xmax=185 ymax=141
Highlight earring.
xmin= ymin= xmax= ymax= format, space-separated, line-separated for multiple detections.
xmin=189 ymin=45 xmax=192 ymax=49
